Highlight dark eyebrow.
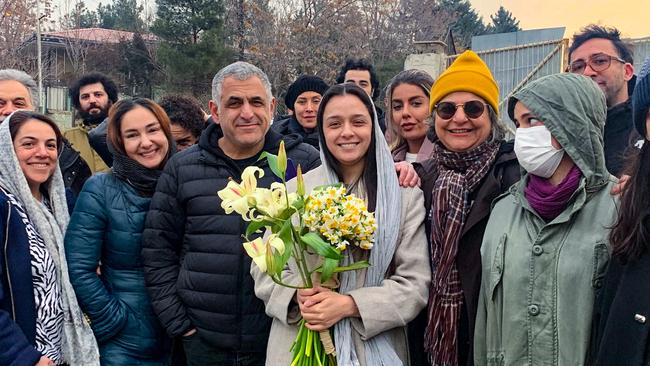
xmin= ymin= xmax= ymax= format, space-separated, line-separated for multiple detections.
xmin=19 ymin=136 xmax=56 ymax=143
xmin=123 ymin=121 xmax=160 ymax=134
xmin=249 ymin=96 xmax=266 ymax=104
xmin=226 ymin=96 xmax=243 ymax=104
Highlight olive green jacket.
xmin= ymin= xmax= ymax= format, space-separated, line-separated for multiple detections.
xmin=474 ymin=74 xmax=618 ymax=366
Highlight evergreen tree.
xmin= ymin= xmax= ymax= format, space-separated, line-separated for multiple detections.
xmin=118 ymin=33 xmax=157 ymax=97
xmin=152 ymin=0 xmax=232 ymax=96
xmin=96 ymin=0 xmax=145 ymax=32
xmin=438 ymin=0 xmax=485 ymax=50
xmin=486 ymin=6 xmax=521 ymax=34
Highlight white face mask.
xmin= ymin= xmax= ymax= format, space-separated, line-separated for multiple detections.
xmin=514 ymin=125 xmax=564 ymax=178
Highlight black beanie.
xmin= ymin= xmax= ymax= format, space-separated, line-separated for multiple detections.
xmin=284 ymin=75 xmax=329 ymax=110
xmin=633 ymin=56 xmax=650 ymax=139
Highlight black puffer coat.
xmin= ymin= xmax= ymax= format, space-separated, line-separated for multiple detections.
xmin=142 ymin=123 xmax=320 ymax=353
xmin=270 ymin=116 xmax=320 ymax=149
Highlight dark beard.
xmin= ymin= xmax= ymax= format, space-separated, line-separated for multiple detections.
xmin=79 ymin=105 xmax=109 ymax=126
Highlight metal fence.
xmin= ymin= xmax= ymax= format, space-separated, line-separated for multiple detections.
xmin=447 ymin=38 xmax=568 ymax=130
xmin=447 ymin=35 xmax=650 ymax=130
xmin=629 ymin=36 xmax=650 ymax=71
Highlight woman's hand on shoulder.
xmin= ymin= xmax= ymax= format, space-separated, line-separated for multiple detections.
xmin=298 ymin=286 xmax=359 ymax=331
xmin=394 ymin=161 xmax=420 ymax=188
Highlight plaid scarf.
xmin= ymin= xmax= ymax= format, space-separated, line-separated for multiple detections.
xmin=425 ymin=139 xmax=500 ymax=366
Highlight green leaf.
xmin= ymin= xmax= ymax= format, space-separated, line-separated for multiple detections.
xmin=245 ymin=220 xmax=272 ymax=239
xmin=258 ymin=152 xmax=283 ymax=179
xmin=333 ymin=260 xmax=370 ymax=273
xmin=300 ymin=232 xmax=342 ymax=260
xmin=291 ymin=196 xmax=305 ymax=211
xmin=277 ymin=221 xmax=294 ymax=268
xmin=311 ymin=183 xmax=343 ymax=192
xmin=319 ymin=258 xmax=338 ymax=283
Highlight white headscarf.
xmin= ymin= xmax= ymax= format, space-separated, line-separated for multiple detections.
xmin=0 ymin=112 xmax=99 ymax=365
xmin=319 ymin=91 xmax=404 ymax=365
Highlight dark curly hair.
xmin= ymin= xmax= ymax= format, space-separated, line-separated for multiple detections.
xmin=335 ymin=58 xmax=380 ymax=100
xmin=158 ymin=95 xmax=205 ymax=139
xmin=569 ymin=24 xmax=633 ymax=63
xmin=68 ymin=72 xmax=119 ymax=110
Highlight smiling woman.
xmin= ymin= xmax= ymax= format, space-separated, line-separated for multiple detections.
xmin=416 ymin=50 xmax=520 ymax=366
xmin=254 ymin=83 xmax=431 ymax=365
xmin=0 ymin=111 xmax=100 ymax=366
xmin=64 ymin=98 xmax=176 ymax=365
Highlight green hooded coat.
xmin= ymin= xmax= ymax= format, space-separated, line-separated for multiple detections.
xmin=474 ymin=73 xmax=618 ymax=366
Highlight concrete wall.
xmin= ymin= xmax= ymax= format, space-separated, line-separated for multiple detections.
xmin=404 ymin=53 xmax=448 ymax=79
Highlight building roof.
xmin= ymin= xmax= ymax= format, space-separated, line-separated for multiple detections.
xmin=41 ymin=28 xmax=157 ymax=44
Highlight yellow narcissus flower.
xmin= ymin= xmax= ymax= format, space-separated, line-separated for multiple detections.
xmin=218 ymin=167 xmax=264 ymax=216
xmin=243 ymin=234 xmax=285 ymax=273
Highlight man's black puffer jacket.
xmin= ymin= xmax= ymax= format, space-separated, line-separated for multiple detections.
xmin=142 ymin=122 xmax=320 ymax=353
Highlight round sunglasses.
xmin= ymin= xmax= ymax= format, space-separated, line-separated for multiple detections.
xmin=433 ymin=100 xmax=488 ymax=120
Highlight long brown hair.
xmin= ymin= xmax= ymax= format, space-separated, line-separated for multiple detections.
xmin=611 ymin=140 xmax=650 ymax=262
xmin=107 ymin=98 xmax=173 ymax=157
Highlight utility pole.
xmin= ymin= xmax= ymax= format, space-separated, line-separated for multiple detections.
xmin=36 ymin=0 xmax=44 ymax=113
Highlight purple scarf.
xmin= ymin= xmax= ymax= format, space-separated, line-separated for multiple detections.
xmin=524 ymin=165 xmax=582 ymax=221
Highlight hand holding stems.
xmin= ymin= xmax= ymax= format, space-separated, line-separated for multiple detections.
xmin=297 ymin=286 xmax=359 ymax=331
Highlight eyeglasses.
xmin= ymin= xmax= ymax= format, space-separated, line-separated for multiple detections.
xmin=434 ymin=100 xmax=487 ymax=120
xmin=568 ymin=53 xmax=626 ymax=74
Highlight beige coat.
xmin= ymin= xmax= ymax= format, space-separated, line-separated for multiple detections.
xmin=64 ymin=126 xmax=110 ymax=173
xmin=252 ymin=166 xmax=431 ymax=365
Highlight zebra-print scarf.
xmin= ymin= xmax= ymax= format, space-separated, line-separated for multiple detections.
xmin=424 ymin=138 xmax=499 ymax=366
xmin=0 ymin=112 xmax=100 ymax=365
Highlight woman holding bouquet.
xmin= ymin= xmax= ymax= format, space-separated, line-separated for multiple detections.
xmin=252 ymin=83 xmax=431 ymax=365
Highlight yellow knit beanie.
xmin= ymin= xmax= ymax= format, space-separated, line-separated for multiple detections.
xmin=429 ymin=50 xmax=499 ymax=114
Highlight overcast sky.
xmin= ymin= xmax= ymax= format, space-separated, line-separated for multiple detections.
xmin=472 ymin=0 xmax=648 ymax=38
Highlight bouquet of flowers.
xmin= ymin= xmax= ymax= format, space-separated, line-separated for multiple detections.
xmin=218 ymin=141 xmax=376 ymax=366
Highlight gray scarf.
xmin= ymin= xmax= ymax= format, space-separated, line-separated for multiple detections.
xmin=0 ymin=113 xmax=100 ymax=365
xmin=319 ymin=101 xmax=403 ymax=366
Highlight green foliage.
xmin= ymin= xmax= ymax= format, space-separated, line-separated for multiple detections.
xmin=153 ymin=0 xmax=231 ymax=97
xmin=156 ymin=28 xmax=232 ymax=97
xmin=438 ymin=0 xmax=486 ymax=50
xmin=486 ymin=6 xmax=521 ymax=34
xmin=118 ymin=33 xmax=158 ymax=97
xmin=300 ymin=233 xmax=343 ymax=260
xmin=96 ymin=0 xmax=145 ymax=32
xmin=151 ymin=0 xmax=224 ymax=44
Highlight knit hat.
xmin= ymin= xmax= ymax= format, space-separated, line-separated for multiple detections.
xmin=633 ymin=56 xmax=650 ymax=138
xmin=284 ymin=75 xmax=329 ymax=110
xmin=429 ymin=50 xmax=499 ymax=114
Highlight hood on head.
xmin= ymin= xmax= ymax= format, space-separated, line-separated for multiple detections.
xmin=508 ymin=73 xmax=609 ymax=187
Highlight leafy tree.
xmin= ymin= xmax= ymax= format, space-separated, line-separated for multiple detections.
xmin=486 ymin=6 xmax=521 ymax=34
xmin=152 ymin=0 xmax=232 ymax=97
xmin=96 ymin=0 xmax=145 ymax=32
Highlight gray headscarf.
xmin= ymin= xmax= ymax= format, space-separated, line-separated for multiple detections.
xmin=0 ymin=112 xmax=100 ymax=365
xmin=319 ymin=97 xmax=404 ymax=365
